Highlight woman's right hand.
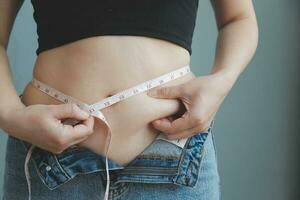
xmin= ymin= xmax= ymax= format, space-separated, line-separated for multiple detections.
xmin=1 ymin=103 xmax=95 ymax=154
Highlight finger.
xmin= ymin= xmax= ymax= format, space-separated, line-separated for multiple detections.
xmin=152 ymin=118 xmax=172 ymax=132
xmin=81 ymin=115 xmax=95 ymax=133
xmin=51 ymin=103 xmax=90 ymax=120
xmin=167 ymin=115 xmax=175 ymax=121
xmin=68 ymin=135 xmax=89 ymax=147
xmin=72 ymin=115 xmax=94 ymax=138
xmin=147 ymin=85 xmax=184 ymax=99
xmin=165 ymin=122 xmax=211 ymax=140
xmin=152 ymin=112 xmax=194 ymax=134
xmin=62 ymin=115 xmax=94 ymax=142
xmin=165 ymin=114 xmax=215 ymax=140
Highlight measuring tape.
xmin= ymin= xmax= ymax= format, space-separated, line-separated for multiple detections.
xmin=25 ymin=64 xmax=191 ymax=200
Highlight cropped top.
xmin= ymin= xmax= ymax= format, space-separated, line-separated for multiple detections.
xmin=30 ymin=0 xmax=199 ymax=55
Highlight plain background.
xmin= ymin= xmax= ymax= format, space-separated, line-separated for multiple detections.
xmin=0 ymin=0 xmax=299 ymax=200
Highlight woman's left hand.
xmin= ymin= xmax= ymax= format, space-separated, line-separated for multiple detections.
xmin=146 ymin=73 xmax=234 ymax=140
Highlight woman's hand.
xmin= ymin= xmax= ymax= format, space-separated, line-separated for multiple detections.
xmin=1 ymin=103 xmax=94 ymax=154
xmin=147 ymin=73 xmax=234 ymax=140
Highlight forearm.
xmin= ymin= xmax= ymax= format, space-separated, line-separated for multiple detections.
xmin=210 ymin=16 xmax=259 ymax=89
xmin=0 ymin=45 xmax=25 ymax=127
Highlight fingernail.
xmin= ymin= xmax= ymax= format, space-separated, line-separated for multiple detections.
xmin=153 ymin=120 xmax=161 ymax=126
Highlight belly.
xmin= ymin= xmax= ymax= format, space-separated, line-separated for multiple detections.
xmin=21 ymin=35 xmax=196 ymax=165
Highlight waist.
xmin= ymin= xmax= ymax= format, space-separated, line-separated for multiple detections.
xmin=32 ymin=35 xmax=190 ymax=98
xmin=24 ymin=35 xmax=192 ymax=109
xmin=21 ymin=36 xmax=196 ymax=165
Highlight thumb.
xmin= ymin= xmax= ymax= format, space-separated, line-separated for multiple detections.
xmin=51 ymin=103 xmax=90 ymax=120
xmin=147 ymin=85 xmax=183 ymax=99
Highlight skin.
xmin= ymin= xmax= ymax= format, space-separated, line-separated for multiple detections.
xmin=0 ymin=0 xmax=258 ymax=165
xmin=147 ymin=0 xmax=259 ymax=140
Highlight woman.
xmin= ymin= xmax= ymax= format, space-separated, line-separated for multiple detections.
xmin=0 ymin=0 xmax=258 ymax=200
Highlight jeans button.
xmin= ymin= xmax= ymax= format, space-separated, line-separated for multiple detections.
xmin=46 ymin=165 xmax=52 ymax=171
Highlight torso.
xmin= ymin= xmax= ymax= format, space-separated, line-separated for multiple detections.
xmin=21 ymin=35 xmax=196 ymax=165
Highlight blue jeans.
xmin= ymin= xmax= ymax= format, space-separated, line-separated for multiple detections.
xmin=2 ymin=120 xmax=220 ymax=200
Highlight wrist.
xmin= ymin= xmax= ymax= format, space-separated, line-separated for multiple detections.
xmin=0 ymin=103 xmax=26 ymax=130
xmin=210 ymin=68 xmax=239 ymax=91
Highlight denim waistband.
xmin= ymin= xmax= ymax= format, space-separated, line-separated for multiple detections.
xmin=21 ymin=119 xmax=214 ymax=191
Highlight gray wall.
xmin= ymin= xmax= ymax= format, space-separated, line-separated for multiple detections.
xmin=1 ymin=0 xmax=299 ymax=199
